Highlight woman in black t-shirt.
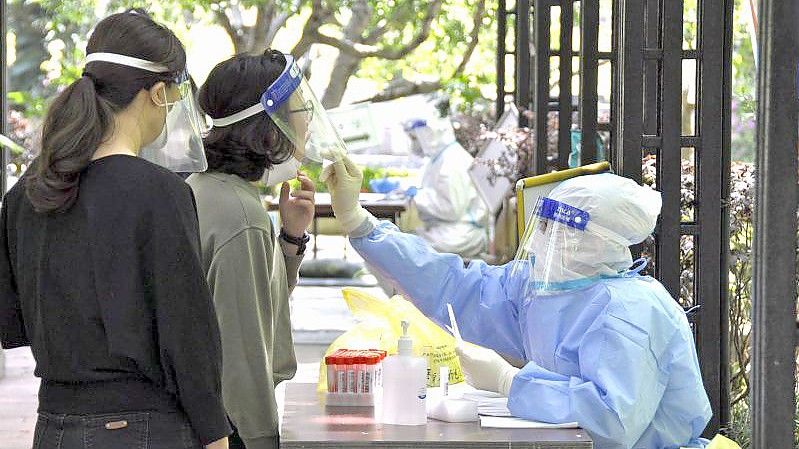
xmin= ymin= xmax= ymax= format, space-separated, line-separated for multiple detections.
xmin=0 ymin=10 xmax=230 ymax=449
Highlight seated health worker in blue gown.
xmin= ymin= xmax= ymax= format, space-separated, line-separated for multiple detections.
xmin=320 ymin=156 xmax=712 ymax=449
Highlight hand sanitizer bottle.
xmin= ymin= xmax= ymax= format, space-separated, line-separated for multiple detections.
xmin=381 ymin=321 xmax=428 ymax=425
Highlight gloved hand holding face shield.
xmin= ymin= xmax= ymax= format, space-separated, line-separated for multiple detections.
xmin=510 ymin=172 xmax=662 ymax=294
xmin=84 ymin=52 xmax=210 ymax=172
xmin=211 ymin=54 xmax=348 ymax=186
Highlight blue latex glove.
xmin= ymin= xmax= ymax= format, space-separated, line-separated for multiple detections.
xmin=369 ymin=177 xmax=400 ymax=194
xmin=405 ymin=186 xmax=419 ymax=199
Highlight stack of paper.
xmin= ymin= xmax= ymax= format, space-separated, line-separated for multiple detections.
xmin=459 ymin=391 xmax=512 ymax=417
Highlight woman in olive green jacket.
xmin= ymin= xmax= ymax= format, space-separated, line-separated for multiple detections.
xmin=188 ymin=52 xmax=315 ymax=449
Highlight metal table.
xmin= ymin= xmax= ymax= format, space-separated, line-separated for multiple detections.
xmin=280 ymin=384 xmax=593 ymax=448
xmin=267 ymin=193 xmax=406 ymax=220
xmin=267 ymin=193 xmax=406 ymax=258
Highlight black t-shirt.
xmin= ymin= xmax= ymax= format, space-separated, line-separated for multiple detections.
xmin=0 ymin=155 xmax=231 ymax=444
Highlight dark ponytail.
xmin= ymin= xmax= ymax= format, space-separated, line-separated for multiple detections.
xmin=26 ymin=76 xmax=114 ymax=212
xmin=26 ymin=10 xmax=186 ymax=213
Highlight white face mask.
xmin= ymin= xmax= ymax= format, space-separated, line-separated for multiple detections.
xmin=142 ymin=105 xmax=170 ymax=152
xmin=262 ymin=157 xmax=302 ymax=186
xmin=142 ymin=88 xmax=183 ymax=151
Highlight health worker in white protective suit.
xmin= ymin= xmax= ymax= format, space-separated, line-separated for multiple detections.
xmin=320 ymin=155 xmax=712 ymax=449
xmin=403 ymin=118 xmax=488 ymax=258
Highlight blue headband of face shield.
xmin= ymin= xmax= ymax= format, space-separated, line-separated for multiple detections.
xmin=404 ymin=119 xmax=428 ymax=132
xmin=536 ymin=197 xmax=590 ymax=231
xmin=535 ymin=197 xmax=635 ymax=248
xmin=262 ymin=58 xmax=301 ymax=113
xmin=210 ymin=55 xmax=300 ymax=127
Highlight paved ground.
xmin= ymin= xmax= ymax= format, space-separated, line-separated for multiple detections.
xmin=0 ymin=234 xmax=388 ymax=449
xmin=0 ymin=347 xmax=39 ymax=449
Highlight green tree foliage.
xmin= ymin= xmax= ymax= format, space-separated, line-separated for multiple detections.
xmin=6 ymin=0 xmax=496 ymax=111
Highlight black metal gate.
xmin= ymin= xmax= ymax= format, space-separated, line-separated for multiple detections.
xmin=496 ymin=0 xmax=733 ymax=434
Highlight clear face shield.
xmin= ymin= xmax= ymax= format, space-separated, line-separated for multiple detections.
xmin=263 ymin=61 xmax=348 ymax=163
xmin=210 ymin=54 xmax=347 ymax=185
xmin=403 ymin=119 xmax=429 ymax=157
xmin=84 ymin=52 xmax=209 ymax=172
xmin=403 ymin=118 xmax=456 ymax=158
xmin=510 ymin=196 xmax=633 ymax=295
xmin=140 ymin=73 xmax=209 ymax=172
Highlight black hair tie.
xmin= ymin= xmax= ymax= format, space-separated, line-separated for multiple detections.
xmin=82 ymin=71 xmax=97 ymax=83
xmin=264 ymin=48 xmax=280 ymax=61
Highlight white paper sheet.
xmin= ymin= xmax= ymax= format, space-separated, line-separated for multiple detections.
xmin=480 ymin=416 xmax=580 ymax=429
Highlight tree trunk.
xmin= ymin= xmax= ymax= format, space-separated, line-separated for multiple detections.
xmin=321 ymin=54 xmax=361 ymax=108
xmin=245 ymin=3 xmax=275 ymax=54
xmin=8 ymin=1 xmax=48 ymax=93
xmin=216 ymin=10 xmax=246 ymax=54
xmin=362 ymin=80 xmax=443 ymax=103
xmin=292 ymin=2 xmax=335 ymax=58
xmin=320 ymin=0 xmax=372 ymax=108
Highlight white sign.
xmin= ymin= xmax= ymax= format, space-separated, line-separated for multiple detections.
xmin=327 ymin=103 xmax=381 ymax=153
xmin=468 ymin=105 xmax=520 ymax=215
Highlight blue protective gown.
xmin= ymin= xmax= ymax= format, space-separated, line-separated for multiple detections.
xmin=351 ymin=221 xmax=712 ymax=449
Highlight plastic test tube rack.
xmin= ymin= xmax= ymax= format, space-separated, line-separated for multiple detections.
xmin=324 ymin=349 xmax=387 ymax=406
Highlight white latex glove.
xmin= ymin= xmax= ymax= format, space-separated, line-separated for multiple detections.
xmin=320 ymin=156 xmax=371 ymax=235
xmin=455 ymin=343 xmax=519 ymax=396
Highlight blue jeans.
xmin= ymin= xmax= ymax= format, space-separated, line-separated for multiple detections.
xmin=32 ymin=410 xmax=203 ymax=449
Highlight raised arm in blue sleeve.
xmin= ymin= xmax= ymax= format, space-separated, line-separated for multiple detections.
xmin=350 ymin=219 xmax=526 ymax=360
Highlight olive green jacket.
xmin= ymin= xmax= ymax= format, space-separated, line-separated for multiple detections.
xmin=187 ymin=172 xmax=300 ymax=449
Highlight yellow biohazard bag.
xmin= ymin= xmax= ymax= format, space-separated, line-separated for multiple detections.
xmin=704 ymin=434 xmax=741 ymax=449
xmin=317 ymin=288 xmax=465 ymax=392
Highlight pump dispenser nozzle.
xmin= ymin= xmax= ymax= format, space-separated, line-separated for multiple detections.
xmin=398 ymin=320 xmax=413 ymax=356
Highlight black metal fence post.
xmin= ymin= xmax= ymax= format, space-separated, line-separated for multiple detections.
xmin=1 ymin=0 xmax=7 ymax=195
xmin=516 ymin=0 xmax=532 ymax=126
xmin=496 ymin=0 xmax=508 ymax=119
xmin=531 ymin=0 xmax=550 ymax=174
xmin=614 ymin=0 xmax=643 ymax=183
xmin=657 ymin=0 xmax=683 ymax=302
xmin=750 ymin=0 xmax=799 ymax=446
xmin=579 ymin=0 xmax=599 ymax=165
xmin=695 ymin=0 xmax=733 ymax=433
xmin=557 ymin=0 xmax=573 ymax=170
